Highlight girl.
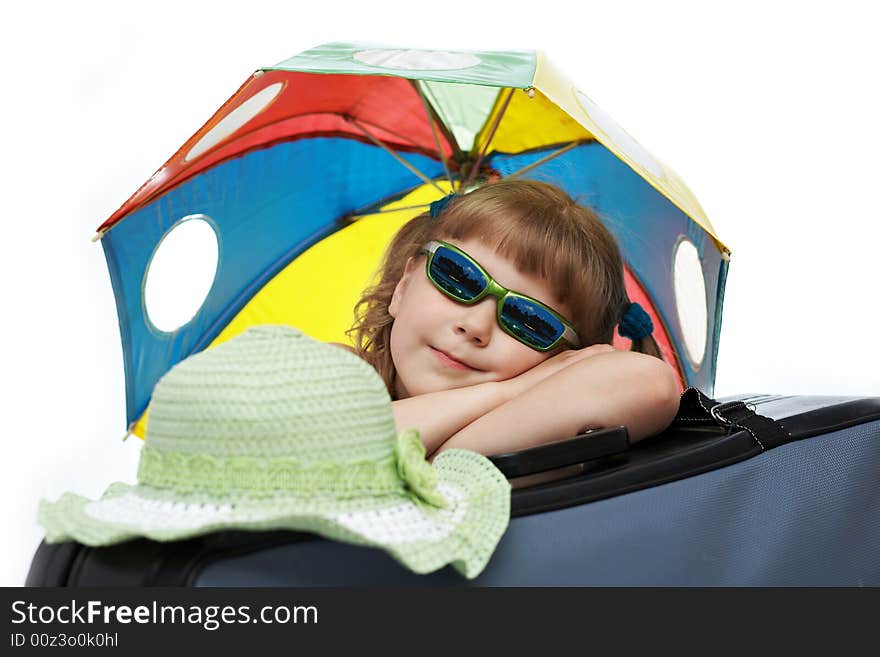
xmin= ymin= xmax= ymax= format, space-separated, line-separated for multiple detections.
xmin=336 ymin=179 xmax=680 ymax=461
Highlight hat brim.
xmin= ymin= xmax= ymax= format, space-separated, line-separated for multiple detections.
xmin=38 ymin=449 xmax=510 ymax=580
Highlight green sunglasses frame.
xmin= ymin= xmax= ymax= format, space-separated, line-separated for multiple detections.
xmin=422 ymin=240 xmax=581 ymax=352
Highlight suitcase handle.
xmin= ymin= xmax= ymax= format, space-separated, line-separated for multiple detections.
xmin=487 ymin=425 xmax=630 ymax=478
xmin=671 ymin=387 xmax=793 ymax=450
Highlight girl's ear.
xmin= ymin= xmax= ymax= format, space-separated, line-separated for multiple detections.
xmin=388 ymin=256 xmax=418 ymax=319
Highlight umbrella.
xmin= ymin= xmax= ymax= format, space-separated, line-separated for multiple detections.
xmin=92 ymin=42 xmax=730 ymax=439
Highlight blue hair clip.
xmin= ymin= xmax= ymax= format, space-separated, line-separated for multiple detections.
xmin=429 ymin=193 xmax=457 ymax=218
xmin=618 ymin=302 xmax=654 ymax=340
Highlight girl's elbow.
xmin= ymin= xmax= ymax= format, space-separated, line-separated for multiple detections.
xmin=658 ymin=360 xmax=682 ymax=419
xmin=632 ymin=358 xmax=681 ymax=443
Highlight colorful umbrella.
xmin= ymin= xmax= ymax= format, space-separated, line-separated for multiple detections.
xmin=93 ymin=42 xmax=730 ymax=439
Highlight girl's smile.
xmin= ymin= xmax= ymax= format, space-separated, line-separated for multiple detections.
xmin=430 ymin=346 xmax=484 ymax=372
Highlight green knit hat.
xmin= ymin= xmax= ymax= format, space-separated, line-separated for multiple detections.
xmin=38 ymin=325 xmax=511 ymax=579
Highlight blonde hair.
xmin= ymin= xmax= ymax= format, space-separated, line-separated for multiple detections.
xmin=346 ymin=179 xmax=664 ymax=397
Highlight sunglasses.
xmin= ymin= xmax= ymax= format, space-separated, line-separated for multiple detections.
xmin=422 ymin=240 xmax=580 ymax=352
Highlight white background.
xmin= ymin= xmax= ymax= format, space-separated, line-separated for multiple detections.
xmin=1 ymin=0 xmax=877 ymax=586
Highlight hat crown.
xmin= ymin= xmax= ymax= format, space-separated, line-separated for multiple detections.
xmin=40 ymin=325 xmax=511 ymax=580
xmin=145 ymin=326 xmax=396 ymax=465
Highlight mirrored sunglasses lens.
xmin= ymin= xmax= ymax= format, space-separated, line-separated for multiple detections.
xmin=430 ymin=247 xmax=488 ymax=301
xmin=500 ymin=295 xmax=565 ymax=349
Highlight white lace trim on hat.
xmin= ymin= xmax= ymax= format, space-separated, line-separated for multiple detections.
xmin=84 ymin=494 xmax=240 ymax=531
xmin=83 ymin=483 xmax=467 ymax=542
xmin=330 ymin=483 xmax=466 ymax=544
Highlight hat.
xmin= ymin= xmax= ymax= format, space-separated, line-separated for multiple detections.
xmin=38 ymin=325 xmax=511 ymax=579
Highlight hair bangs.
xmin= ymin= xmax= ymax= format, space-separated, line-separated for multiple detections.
xmin=432 ymin=197 xmax=607 ymax=339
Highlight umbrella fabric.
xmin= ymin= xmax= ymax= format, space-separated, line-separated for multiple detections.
xmin=93 ymin=42 xmax=728 ymax=439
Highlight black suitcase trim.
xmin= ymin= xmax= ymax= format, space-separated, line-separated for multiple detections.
xmin=509 ymin=389 xmax=880 ymax=516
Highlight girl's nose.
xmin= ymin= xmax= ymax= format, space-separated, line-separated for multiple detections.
xmin=454 ymin=298 xmax=496 ymax=345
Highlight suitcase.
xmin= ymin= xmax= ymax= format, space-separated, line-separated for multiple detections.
xmin=26 ymin=389 xmax=880 ymax=586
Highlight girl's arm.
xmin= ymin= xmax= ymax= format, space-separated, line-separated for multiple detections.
xmin=430 ymin=351 xmax=680 ymax=458
xmin=391 ymin=382 xmax=507 ymax=456
xmin=388 ymin=344 xmax=621 ymax=455
xmin=330 ymin=340 xmax=616 ymax=455
xmin=330 ymin=341 xmax=506 ymax=455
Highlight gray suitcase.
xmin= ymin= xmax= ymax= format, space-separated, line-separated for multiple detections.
xmin=26 ymin=389 xmax=880 ymax=586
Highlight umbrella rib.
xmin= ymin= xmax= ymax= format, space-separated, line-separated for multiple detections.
xmin=221 ymin=109 xmax=426 ymax=149
xmin=332 ymin=113 xmax=422 ymax=148
xmin=344 ymin=142 xmax=587 ymax=219
xmin=93 ymin=112 xmax=438 ymax=240
xmin=345 ymin=203 xmax=435 ymax=221
xmin=347 ymin=117 xmax=444 ymax=193
xmin=462 ymin=87 xmax=515 ymax=190
xmin=414 ymin=82 xmax=455 ymax=188
xmin=505 ymin=141 xmax=584 ymax=179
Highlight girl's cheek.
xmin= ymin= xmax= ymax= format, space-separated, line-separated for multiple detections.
xmin=499 ymin=352 xmax=533 ymax=379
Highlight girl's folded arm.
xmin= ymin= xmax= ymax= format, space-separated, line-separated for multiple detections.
xmin=385 ymin=345 xmax=612 ymax=454
xmin=391 ymin=382 xmax=508 ymax=456
xmin=329 ymin=341 xmax=509 ymax=455
xmin=430 ymin=351 xmax=680 ymax=458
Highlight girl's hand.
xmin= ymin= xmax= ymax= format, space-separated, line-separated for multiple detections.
xmin=500 ymin=343 xmax=617 ymax=402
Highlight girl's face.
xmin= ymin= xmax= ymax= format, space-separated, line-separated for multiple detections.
xmin=388 ymin=237 xmax=573 ymax=399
